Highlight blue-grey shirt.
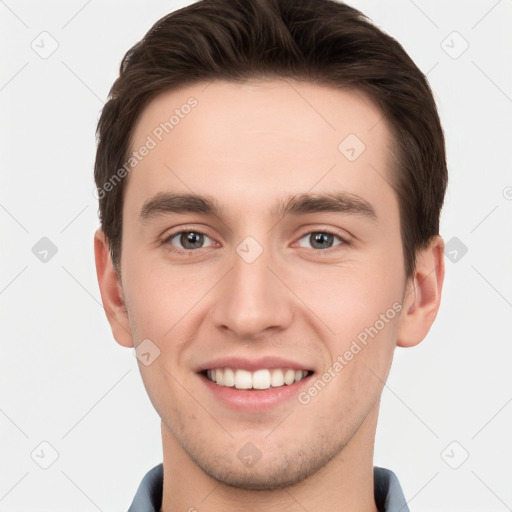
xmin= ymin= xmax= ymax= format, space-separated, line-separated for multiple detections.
xmin=128 ymin=463 xmax=409 ymax=511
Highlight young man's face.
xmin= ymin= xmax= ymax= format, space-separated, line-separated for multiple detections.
xmin=98 ymin=80 xmax=434 ymax=489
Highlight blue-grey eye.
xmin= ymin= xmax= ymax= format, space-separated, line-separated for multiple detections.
xmin=298 ymin=232 xmax=343 ymax=250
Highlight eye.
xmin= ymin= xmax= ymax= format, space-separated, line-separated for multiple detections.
xmin=165 ymin=230 xmax=216 ymax=253
xmin=162 ymin=228 xmax=348 ymax=256
xmin=297 ymin=230 xmax=346 ymax=250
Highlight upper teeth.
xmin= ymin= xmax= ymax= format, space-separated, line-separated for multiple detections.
xmin=206 ymin=368 xmax=309 ymax=390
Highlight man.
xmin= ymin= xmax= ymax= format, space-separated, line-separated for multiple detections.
xmin=93 ymin=0 xmax=447 ymax=510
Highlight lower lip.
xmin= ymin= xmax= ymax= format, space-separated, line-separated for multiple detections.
xmin=199 ymin=373 xmax=313 ymax=412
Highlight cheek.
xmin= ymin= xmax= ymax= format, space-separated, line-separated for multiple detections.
xmin=122 ymin=264 xmax=197 ymax=418
xmin=122 ymin=256 xmax=205 ymax=341
xmin=121 ymin=260 xmax=214 ymax=404
xmin=291 ymin=256 xmax=404 ymax=342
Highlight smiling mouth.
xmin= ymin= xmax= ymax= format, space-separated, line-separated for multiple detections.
xmin=202 ymin=368 xmax=314 ymax=390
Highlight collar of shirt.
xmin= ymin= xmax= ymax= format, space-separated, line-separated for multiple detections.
xmin=127 ymin=463 xmax=409 ymax=512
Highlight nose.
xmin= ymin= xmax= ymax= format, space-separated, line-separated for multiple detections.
xmin=210 ymin=242 xmax=294 ymax=339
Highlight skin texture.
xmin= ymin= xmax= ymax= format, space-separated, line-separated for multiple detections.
xmin=95 ymin=80 xmax=445 ymax=511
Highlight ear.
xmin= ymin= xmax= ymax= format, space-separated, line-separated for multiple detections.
xmin=397 ymin=235 xmax=445 ymax=348
xmin=94 ymin=228 xmax=134 ymax=348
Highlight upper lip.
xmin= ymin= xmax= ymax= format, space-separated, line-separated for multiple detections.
xmin=196 ymin=356 xmax=314 ymax=373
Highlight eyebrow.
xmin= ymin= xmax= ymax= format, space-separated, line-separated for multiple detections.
xmin=139 ymin=191 xmax=376 ymax=222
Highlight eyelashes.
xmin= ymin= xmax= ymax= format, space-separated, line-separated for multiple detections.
xmin=164 ymin=230 xmax=217 ymax=254
xmin=162 ymin=228 xmax=350 ymax=256
xmin=296 ymin=230 xmax=347 ymax=251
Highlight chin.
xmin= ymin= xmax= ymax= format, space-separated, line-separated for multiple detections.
xmin=190 ymin=442 xmax=341 ymax=491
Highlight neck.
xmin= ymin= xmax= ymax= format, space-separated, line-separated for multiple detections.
xmin=160 ymin=403 xmax=380 ymax=512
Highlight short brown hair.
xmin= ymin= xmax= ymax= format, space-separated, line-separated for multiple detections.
xmin=94 ymin=0 xmax=447 ymax=278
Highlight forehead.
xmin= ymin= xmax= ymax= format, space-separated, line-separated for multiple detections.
xmin=125 ymin=79 xmax=396 ymax=220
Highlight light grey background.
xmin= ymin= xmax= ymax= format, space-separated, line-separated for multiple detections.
xmin=1 ymin=0 xmax=511 ymax=510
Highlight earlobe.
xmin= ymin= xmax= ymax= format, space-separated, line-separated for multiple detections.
xmin=94 ymin=228 xmax=134 ymax=348
xmin=397 ymin=235 xmax=445 ymax=348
